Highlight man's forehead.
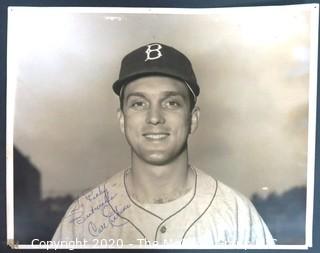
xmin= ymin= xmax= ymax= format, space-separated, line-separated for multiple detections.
xmin=122 ymin=76 xmax=190 ymax=97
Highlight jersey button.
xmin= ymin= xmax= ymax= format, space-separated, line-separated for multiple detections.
xmin=160 ymin=226 xmax=167 ymax=233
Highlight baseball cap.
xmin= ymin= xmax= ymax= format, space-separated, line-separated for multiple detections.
xmin=112 ymin=43 xmax=200 ymax=99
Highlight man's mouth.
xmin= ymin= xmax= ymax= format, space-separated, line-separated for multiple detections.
xmin=143 ymin=133 xmax=169 ymax=140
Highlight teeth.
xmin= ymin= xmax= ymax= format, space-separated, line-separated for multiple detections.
xmin=145 ymin=134 xmax=168 ymax=140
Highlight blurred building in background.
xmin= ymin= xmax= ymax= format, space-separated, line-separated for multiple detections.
xmin=14 ymin=146 xmax=42 ymax=243
xmin=14 ymin=147 xmax=73 ymax=243
xmin=13 ymin=146 xmax=306 ymax=245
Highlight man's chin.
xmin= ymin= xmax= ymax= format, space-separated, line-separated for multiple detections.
xmin=138 ymin=152 xmax=174 ymax=166
xmin=145 ymin=155 xmax=171 ymax=166
xmin=132 ymin=145 xmax=188 ymax=166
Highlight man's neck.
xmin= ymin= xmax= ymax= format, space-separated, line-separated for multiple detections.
xmin=126 ymin=151 xmax=194 ymax=204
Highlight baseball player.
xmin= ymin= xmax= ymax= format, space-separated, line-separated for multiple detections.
xmin=52 ymin=43 xmax=275 ymax=247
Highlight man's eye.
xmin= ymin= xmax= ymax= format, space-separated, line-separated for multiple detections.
xmin=130 ymin=101 xmax=146 ymax=110
xmin=164 ymin=100 xmax=181 ymax=109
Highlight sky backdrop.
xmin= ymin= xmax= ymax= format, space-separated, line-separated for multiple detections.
xmin=8 ymin=5 xmax=317 ymax=198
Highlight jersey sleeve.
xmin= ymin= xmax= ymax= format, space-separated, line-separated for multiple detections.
xmin=236 ymin=194 xmax=275 ymax=245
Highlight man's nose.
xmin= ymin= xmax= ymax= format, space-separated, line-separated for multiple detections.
xmin=146 ymin=105 xmax=165 ymax=125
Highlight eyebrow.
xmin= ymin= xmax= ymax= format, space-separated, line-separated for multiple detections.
xmin=125 ymin=92 xmax=147 ymax=103
xmin=126 ymin=91 xmax=186 ymax=102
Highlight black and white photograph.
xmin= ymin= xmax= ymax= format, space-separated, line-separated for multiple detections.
xmin=6 ymin=4 xmax=319 ymax=250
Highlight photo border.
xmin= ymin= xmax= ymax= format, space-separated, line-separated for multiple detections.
xmin=1 ymin=1 xmax=319 ymax=252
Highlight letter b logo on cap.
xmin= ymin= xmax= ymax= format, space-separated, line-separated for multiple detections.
xmin=145 ymin=44 xmax=162 ymax=62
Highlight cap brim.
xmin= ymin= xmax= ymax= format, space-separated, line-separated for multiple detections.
xmin=113 ymin=70 xmax=192 ymax=96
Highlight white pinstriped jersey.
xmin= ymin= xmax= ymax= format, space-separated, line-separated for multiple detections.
xmin=52 ymin=168 xmax=275 ymax=246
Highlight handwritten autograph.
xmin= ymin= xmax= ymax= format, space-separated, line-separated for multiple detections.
xmin=88 ymin=203 xmax=130 ymax=237
xmin=85 ymin=184 xmax=110 ymax=202
xmin=65 ymin=183 xmax=130 ymax=236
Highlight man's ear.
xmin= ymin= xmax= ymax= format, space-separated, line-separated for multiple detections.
xmin=117 ymin=108 xmax=125 ymax=134
xmin=190 ymin=106 xmax=200 ymax=134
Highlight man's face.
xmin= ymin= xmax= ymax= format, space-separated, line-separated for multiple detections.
xmin=118 ymin=76 xmax=200 ymax=166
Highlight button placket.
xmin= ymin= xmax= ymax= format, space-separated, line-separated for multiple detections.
xmin=155 ymin=223 xmax=169 ymax=245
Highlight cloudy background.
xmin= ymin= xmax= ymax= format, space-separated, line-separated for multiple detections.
xmin=9 ymin=5 xmax=316 ymax=199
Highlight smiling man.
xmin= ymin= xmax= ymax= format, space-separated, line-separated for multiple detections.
xmin=52 ymin=43 xmax=275 ymax=247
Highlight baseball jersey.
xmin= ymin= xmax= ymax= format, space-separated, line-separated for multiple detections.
xmin=52 ymin=167 xmax=275 ymax=247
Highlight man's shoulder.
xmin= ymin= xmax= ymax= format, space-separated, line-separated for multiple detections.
xmin=52 ymin=169 xmax=130 ymax=241
xmin=194 ymin=168 xmax=252 ymax=208
xmin=217 ymin=180 xmax=248 ymax=201
xmin=73 ymin=169 xmax=126 ymax=207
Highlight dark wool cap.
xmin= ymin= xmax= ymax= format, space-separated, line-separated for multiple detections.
xmin=112 ymin=43 xmax=200 ymax=97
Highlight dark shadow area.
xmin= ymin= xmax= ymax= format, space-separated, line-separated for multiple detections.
xmin=14 ymin=147 xmax=73 ymax=244
xmin=13 ymin=146 xmax=306 ymax=244
xmin=14 ymin=146 xmax=42 ymax=243
xmin=251 ymin=186 xmax=306 ymax=245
